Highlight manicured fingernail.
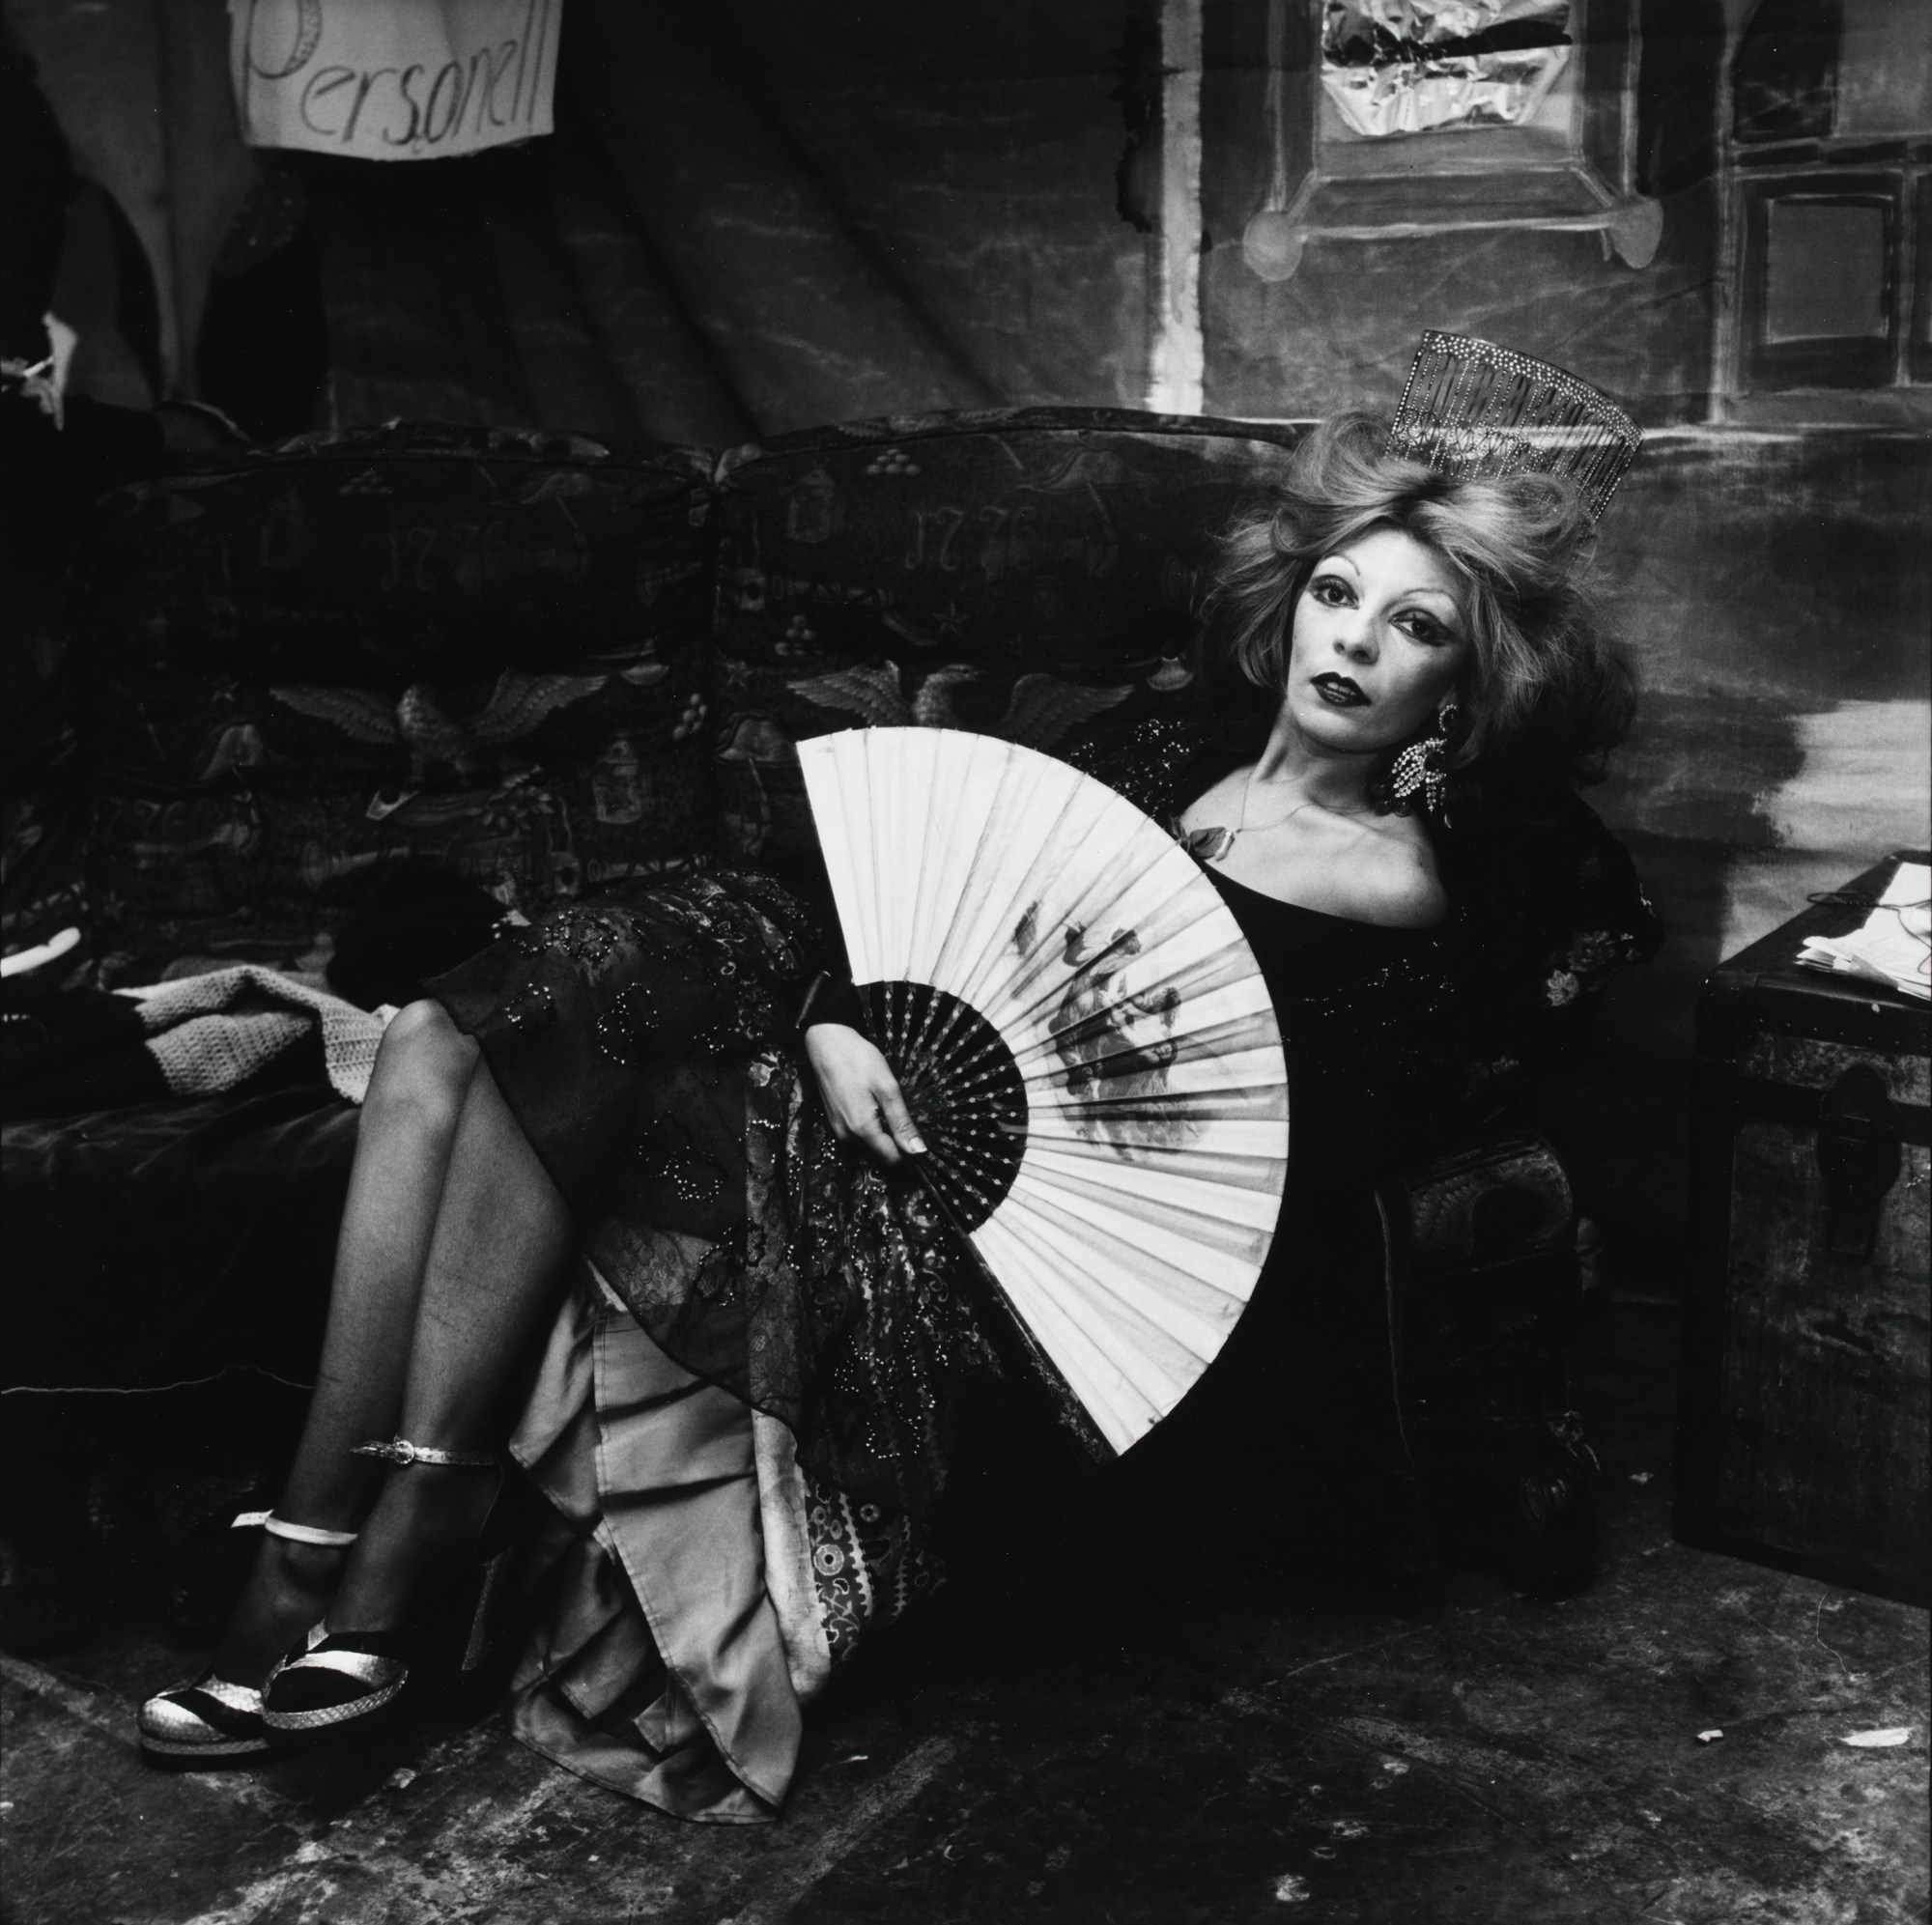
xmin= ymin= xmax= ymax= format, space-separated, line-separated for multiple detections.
xmin=905 ymin=1135 xmax=927 ymax=1154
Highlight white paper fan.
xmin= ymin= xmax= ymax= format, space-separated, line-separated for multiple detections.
xmin=800 ymin=726 xmax=1289 ymax=1458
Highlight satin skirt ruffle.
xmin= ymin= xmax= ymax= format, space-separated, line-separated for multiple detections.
xmin=506 ymin=1260 xmax=834 ymax=1821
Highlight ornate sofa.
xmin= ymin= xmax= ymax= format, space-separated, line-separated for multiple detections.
xmin=1 ymin=409 xmax=1590 ymax=1631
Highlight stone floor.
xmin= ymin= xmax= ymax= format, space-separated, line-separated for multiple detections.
xmin=3 ymin=1303 xmax=1926 ymax=1925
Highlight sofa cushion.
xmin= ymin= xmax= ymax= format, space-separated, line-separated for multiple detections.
xmin=1 ymin=1084 xmax=355 ymax=1394
xmin=72 ymin=423 xmax=720 ymax=972
xmin=707 ymin=409 xmax=1302 ymax=880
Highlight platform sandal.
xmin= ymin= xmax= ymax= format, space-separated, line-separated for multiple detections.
xmin=137 ymin=1511 xmax=357 ymax=1767
xmin=260 ymin=1438 xmax=511 ymax=1741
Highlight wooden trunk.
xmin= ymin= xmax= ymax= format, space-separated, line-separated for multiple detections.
xmin=1678 ymin=852 xmax=1931 ymax=1606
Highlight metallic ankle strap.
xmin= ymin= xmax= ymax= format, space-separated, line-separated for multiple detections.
xmin=231 ymin=1510 xmax=358 ymax=1548
xmin=350 ymin=1436 xmax=498 ymax=1469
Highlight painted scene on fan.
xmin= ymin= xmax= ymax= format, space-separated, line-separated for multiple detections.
xmin=800 ymin=728 xmax=1291 ymax=1455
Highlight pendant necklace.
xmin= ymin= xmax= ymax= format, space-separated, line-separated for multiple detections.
xmin=1181 ymin=765 xmax=1370 ymax=864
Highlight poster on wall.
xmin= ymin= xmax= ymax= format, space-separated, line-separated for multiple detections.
xmin=227 ymin=0 xmax=562 ymax=159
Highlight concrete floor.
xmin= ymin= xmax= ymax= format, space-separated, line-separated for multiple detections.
xmin=3 ymin=1304 xmax=1926 ymax=1925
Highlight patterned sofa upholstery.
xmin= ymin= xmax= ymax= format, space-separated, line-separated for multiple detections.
xmin=59 ymin=423 xmax=715 ymax=970
xmin=33 ymin=409 xmax=1305 ymax=976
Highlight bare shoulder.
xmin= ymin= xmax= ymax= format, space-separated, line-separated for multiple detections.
xmin=1332 ymin=816 xmax=1450 ymax=929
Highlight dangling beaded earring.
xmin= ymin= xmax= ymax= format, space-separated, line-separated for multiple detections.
xmin=1385 ymin=694 xmax=1460 ymax=819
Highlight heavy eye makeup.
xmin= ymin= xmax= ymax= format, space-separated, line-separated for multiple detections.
xmin=1308 ymin=572 xmax=1460 ymax=646
xmin=1393 ymin=607 xmax=1459 ymax=646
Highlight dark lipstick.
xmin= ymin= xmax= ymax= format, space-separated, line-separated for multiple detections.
xmin=1311 ymin=673 xmax=1369 ymax=707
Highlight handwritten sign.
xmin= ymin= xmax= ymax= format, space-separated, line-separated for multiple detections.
xmin=228 ymin=0 xmax=562 ymax=160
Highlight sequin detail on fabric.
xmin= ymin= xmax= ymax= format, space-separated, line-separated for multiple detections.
xmin=431 ymin=867 xmax=1009 ymax=1521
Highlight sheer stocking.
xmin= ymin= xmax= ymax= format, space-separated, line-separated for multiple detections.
xmin=325 ymin=1049 xmax=574 ymax=1635
xmin=209 ymin=1001 xmax=479 ymax=1685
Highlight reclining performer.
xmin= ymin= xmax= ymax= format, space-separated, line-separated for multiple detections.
xmin=141 ymin=337 xmax=1661 ymax=1820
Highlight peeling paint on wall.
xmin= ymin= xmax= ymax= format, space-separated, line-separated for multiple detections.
xmin=1148 ymin=0 xmax=1206 ymax=414
xmin=1724 ymin=698 xmax=1932 ymax=956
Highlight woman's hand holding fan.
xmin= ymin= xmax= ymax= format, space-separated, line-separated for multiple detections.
xmin=803 ymin=1021 xmax=929 ymax=1168
xmin=800 ymin=727 xmax=1291 ymax=1460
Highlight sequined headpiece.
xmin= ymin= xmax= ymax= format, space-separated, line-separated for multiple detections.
xmin=1386 ymin=331 xmax=1641 ymax=523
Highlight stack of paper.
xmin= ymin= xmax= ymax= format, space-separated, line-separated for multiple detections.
xmin=1797 ymin=861 xmax=1930 ymax=1002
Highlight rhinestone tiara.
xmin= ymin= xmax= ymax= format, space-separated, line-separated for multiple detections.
xmin=1385 ymin=331 xmax=1642 ymax=523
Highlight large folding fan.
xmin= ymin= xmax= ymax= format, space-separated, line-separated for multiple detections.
xmin=800 ymin=727 xmax=1290 ymax=1459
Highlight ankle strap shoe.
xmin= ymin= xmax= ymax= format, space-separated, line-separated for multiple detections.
xmin=261 ymin=1626 xmax=411 ymax=1735
xmin=138 ymin=1513 xmax=356 ymax=1769
xmin=140 ymin=1672 xmax=273 ymax=1764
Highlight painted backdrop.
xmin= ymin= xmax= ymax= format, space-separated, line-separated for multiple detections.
xmin=14 ymin=0 xmax=1930 ymax=1283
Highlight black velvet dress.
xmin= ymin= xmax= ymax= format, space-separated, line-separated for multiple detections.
xmin=1191 ymin=871 xmax=1435 ymax=1467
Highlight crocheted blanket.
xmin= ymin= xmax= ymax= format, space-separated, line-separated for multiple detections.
xmin=116 ymin=967 xmax=394 ymax=1104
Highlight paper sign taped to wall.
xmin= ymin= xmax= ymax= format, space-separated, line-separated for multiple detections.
xmin=228 ymin=0 xmax=561 ymax=160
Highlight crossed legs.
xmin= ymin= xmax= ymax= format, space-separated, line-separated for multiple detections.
xmin=209 ymin=1000 xmax=573 ymax=1686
